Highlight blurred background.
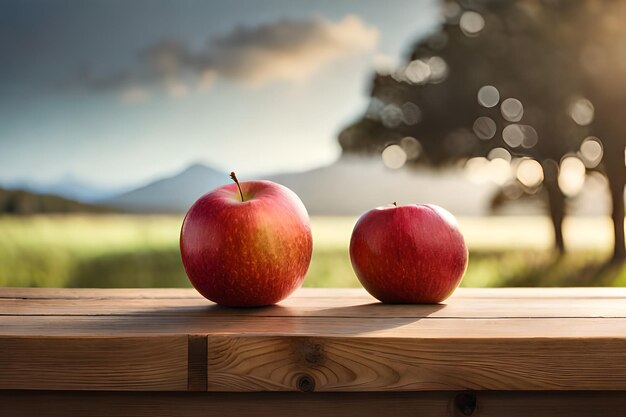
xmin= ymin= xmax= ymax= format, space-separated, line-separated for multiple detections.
xmin=1 ymin=0 xmax=625 ymax=288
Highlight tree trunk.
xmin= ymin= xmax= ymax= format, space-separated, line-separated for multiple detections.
xmin=545 ymin=180 xmax=566 ymax=255
xmin=608 ymin=173 xmax=625 ymax=262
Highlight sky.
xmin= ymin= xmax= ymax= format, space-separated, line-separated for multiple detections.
xmin=0 ymin=0 xmax=440 ymax=189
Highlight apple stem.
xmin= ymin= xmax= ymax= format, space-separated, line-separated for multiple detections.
xmin=230 ymin=171 xmax=245 ymax=202
xmin=393 ymin=202 xmax=397 ymax=207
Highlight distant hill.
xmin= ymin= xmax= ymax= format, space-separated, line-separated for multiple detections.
xmin=5 ymin=175 xmax=127 ymax=202
xmin=264 ymin=158 xmax=498 ymax=216
xmin=103 ymin=164 xmax=230 ymax=213
xmin=0 ymin=188 xmax=115 ymax=214
xmin=102 ymin=158 xmax=500 ymax=216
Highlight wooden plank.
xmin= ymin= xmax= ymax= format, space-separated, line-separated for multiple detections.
xmin=207 ymin=335 xmax=626 ymax=391
xmin=4 ymin=298 xmax=619 ymax=317
xmin=2 ymin=390 xmax=626 ymax=417
xmin=0 ymin=336 xmax=188 ymax=391
xmin=3 ymin=315 xmax=626 ymax=338
xmin=0 ymin=288 xmax=200 ymax=299
xmin=3 ymin=287 xmax=626 ymax=300
xmin=3 ymin=296 xmax=626 ymax=318
xmin=3 ymin=288 xmax=626 ymax=393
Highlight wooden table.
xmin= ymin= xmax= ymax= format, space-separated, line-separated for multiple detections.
xmin=2 ymin=287 xmax=626 ymax=416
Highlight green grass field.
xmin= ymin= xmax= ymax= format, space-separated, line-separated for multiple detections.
xmin=1 ymin=214 xmax=624 ymax=288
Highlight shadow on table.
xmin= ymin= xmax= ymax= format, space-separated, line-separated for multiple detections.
xmin=184 ymin=300 xmax=448 ymax=335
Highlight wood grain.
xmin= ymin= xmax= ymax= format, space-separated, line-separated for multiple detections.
xmin=1 ymin=296 xmax=626 ymax=318
xmin=0 ymin=336 xmax=188 ymax=391
xmin=3 ymin=390 xmax=626 ymax=417
xmin=3 ymin=289 xmax=626 ymax=318
xmin=0 ymin=288 xmax=200 ymax=300
xmin=3 ymin=315 xmax=626 ymax=338
xmin=3 ymin=287 xmax=626 ymax=300
xmin=3 ymin=288 xmax=626 ymax=393
xmin=207 ymin=335 xmax=626 ymax=391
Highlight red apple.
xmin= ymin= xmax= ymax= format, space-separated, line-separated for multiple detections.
xmin=349 ymin=204 xmax=468 ymax=304
xmin=180 ymin=172 xmax=313 ymax=307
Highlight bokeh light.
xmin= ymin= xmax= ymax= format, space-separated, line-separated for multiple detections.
xmin=381 ymin=104 xmax=404 ymax=128
xmin=382 ymin=144 xmax=407 ymax=169
xmin=558 ymin=156 xmax=586 ymax=196
xmin=502 ymin=124 xmax=524 ymax=147
xmin=465 ymin=156 xmax=511 ymax=185
xmin=473 ymin=116 xmax=497 ymax=140
xmin=516 ymin=159 xmax=544 ymax=188
xmin=404 ymin=59 xmax=431 ymax=84
xmin=426 ymin=56 xmax=449 ymax=83
xmin=400 ymin=136 xmax=422 ymax=160
xmin=442 ymin=1 xmax=462 ymax=21
xmin=500 ymin=98 xmax=524 ymax=122
xmin=488 ymin=158 xmax=512 ymax=185
xmin=488 ymin=147 xmax=512 ymax=162
xmin=569 ymin=98 xmax=594 ymax=126
xmin=579 ymin=136 xmax=603 ymax=168
xmin=460 ymin=11 xmax=485 ymax=37
xmin=520 ymin=125 xmax=538 ymax=148
xmin=401 ymin=102 xmax=422 ymax=125
xmin=465 ymin=157 xmax=490 ymax=184
xmin=502 ymin=124 xmax=537 ymax=148
xmin=477 ymin=85 xmax=500 ymax=108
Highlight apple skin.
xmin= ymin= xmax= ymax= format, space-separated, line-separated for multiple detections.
xmin=180 ymin=180 xmax=313 ymax=307
xmin=349 ymin=204 xmax=468 ymax=304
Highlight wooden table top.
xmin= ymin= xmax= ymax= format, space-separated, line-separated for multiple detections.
xmin=2 ymin=287 xmax=626 ymax=392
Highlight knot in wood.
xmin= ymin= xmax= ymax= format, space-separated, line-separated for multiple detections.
xmin=296 ymin=374 xmax=315 ymax=392
xmin=454 ymin=392 xmax=477 ymax=416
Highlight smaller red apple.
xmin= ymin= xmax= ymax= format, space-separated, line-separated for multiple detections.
xmin=349 ymin=203 xmax=468 ymax=304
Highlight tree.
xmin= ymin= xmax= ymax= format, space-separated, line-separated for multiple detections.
xmin=573 ymin=2 xmax=626 ymax=261
xmin=340 ymin=0 xmax=624 ymax=260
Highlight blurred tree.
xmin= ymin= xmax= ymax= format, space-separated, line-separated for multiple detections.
xmin=340 ymin=0 xmax=624 ymax=260
xmin=575 ymin=2 xmax=626 ymax=261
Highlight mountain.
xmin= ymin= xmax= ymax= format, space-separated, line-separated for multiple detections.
xmin=0 ymin=187 xmax=115 ymax=214
xmin=103 ymin=164 xmax=229 ymax=212
xmin=103 ymin=158 xmax=500 ymax=215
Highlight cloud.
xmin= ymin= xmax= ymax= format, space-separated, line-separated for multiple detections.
xmin=81 ymin=15 xmax=378 ymax=100
xmin=204 ymin=15 xmax=379 ymax=85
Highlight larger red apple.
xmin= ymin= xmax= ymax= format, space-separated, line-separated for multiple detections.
xmin=349 ymin=204 xmax=468 ymax=304
xmin=180 ymin=172 xmax=313 ymax=307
